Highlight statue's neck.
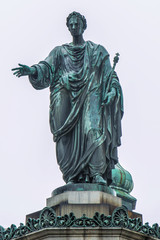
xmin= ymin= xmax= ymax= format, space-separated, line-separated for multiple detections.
xmin=72 ymin=35 xmax=85 ymax=46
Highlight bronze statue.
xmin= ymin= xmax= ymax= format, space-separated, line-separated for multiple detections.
xmin=12 ymin=12 xmax=123 ymax=186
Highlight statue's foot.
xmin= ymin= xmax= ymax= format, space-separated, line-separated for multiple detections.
xmin=78 ymin=174 xmax=83 ymax=183
xmin=92 ymin=174 xmax=107 ymax=185
xmin=67 ymin=180 xmax=75 ymax=185
xmin=85 ymin=174 xmax=90 ymax=183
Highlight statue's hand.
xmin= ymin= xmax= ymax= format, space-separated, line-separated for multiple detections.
xmin=12 ymin=64 xmax=36 ymax=78
xmin=104 ymin=88 xmax=116 ymax=105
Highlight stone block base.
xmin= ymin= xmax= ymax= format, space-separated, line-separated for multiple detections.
xmin=47 ymin=189 xmax=122 ymax=218
xmin=1 ymin=185 xmax=157 ymax=240
xmin=26 ymin=184 xmax=142 ymax=222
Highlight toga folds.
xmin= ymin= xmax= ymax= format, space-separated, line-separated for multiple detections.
xmin=29 ymin=41 xmax=123 ymax=185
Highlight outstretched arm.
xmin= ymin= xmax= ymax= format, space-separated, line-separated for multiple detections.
xmin=12 ymin=47 xmax=59 ymax=89
xmin=12 ymin=62 xmax=52 ymax=90
xmin=12 ymin=64 xmax=37 ymax=78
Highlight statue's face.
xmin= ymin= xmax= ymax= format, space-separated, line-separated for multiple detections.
xmin=68 ymin=16 xmax=84 ymax=37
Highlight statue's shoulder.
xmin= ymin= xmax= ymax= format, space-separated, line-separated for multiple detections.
xmin=48 ymin=46 xmax=62 ymax=57
xmin=86 ymin=41 xmax=109 ymax=56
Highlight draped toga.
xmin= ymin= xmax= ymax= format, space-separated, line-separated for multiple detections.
xmin=29 ymin=41 xmax=123 ymax=185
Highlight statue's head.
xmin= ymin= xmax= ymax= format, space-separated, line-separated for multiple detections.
xmin=66 ymin=12 xmax=87 ymax=36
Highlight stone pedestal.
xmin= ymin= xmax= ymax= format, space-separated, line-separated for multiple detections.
xmin=2 ymin=184 xmax=158 ymax=240
xmin=46 ymin=184 xmax=122 ymax=218
xmin=26 ymin=184 xmax=142 ymax=222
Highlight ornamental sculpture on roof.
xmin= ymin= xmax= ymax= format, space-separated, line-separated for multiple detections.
xmin=1 ymin=207 xmax=160 ymax=240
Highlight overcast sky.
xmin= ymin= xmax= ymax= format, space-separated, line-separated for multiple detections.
xmin=0 ymin=0 xmax=160 ymax=228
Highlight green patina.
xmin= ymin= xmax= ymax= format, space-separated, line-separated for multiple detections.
xmin=1 ymin=206 xmax=160 ymax=240
xmin=12 ymin=11 xmax=123 ymax=186
xmin=111 ymin=163 xmax=137 ymax=210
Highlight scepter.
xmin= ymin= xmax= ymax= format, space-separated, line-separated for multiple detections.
xmin=105 ymin=52 xmax=120 ymax=93
xmin=102 ymin=53 xmax=120 ymax=106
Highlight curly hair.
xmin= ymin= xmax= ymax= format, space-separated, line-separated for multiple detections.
xmin=66 ymin=11 xmax=87 ymax=31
